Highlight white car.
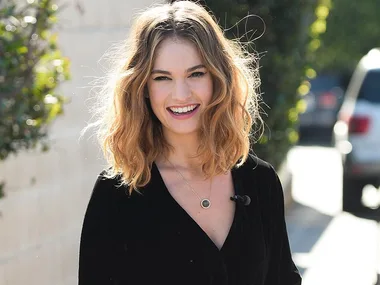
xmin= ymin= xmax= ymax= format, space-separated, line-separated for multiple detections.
xmin=334 ymin=48 xmax=380 ymax=214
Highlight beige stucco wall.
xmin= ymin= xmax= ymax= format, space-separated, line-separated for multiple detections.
xmin=0 ymin=1 xmax=159 ymax=284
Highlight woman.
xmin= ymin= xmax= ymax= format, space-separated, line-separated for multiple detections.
xmin=79 ymin=1 xmax=301 ymax=284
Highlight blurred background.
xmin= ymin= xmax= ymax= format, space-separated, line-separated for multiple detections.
xmin=0 ymin=0 xmax=379 ymax=284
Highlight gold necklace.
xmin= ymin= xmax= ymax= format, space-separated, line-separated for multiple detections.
xmin=167 ymin=159 xmax=212 ymax=209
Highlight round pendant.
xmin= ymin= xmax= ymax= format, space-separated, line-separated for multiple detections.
xmin=201 ymin=199 xmax=211 ymax=209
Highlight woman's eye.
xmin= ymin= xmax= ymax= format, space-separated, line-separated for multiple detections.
xmin=153 ymin=76 xmax=170 ymax=81
xmin=190 ymin=71 xmax=205 ymax=78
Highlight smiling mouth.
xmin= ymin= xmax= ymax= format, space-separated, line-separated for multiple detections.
xmin=167 ymin=104 xmax=200 ymax=115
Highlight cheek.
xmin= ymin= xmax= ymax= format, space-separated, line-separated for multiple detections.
xmin=207 ymin=81 xmax=213 ymax=101
xmin=148 ymin=82 xmax=171 ymax=99
xmin=148 ymin=85 xmax=167 ymax=114
xmin=149 ymin=96 xmax=162 ymax=115
xmin=198 ymin=78 xmax=213 ymax=103
xmin=189 ymin=78 xmax=213 ymax=95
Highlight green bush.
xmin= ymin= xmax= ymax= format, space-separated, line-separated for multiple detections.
xmin=0 ymin=0 xmax=70 ymax=197
xmin=312 ymin=0 xmax=380 ymax=73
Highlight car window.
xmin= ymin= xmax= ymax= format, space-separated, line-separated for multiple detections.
xmin=307 ymin=75 xmax=345 ymax=110
xmin=310 ymin=76 xmax=343 ymax=93
xmin=358 ymin=69 xmax=380 ymax=103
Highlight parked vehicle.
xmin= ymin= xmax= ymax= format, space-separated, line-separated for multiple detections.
xmin=298 ymin=74 xmax=345 ymax=144
xmin=333 ymin=48 xmax=380 ymax=214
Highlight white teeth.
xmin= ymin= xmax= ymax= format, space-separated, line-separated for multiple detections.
xmin=169 ymin=105 xmax=197 ymax=114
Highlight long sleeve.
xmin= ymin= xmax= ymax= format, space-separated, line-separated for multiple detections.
xmin=78 ymin=172 xmax=118 ymax=285
xmin=264 ymin=167 xmax=302 ymax=285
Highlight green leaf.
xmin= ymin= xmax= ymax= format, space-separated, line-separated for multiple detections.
xmin=16 ymin=46 xmax=28 ymax=54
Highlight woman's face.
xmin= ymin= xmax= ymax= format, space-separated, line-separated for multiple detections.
xmin=147 ymin=37 xmax=213 ymax=138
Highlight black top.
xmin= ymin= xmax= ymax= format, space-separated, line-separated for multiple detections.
xmin=78 ymin=155 xmax=302 ymax=285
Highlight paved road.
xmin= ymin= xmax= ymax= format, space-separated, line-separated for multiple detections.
xmin=285 ymin=146 xmax=380 ymax=285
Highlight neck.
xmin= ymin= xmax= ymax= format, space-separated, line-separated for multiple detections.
xmin=158 ymin=131 xmax=204 ymax=177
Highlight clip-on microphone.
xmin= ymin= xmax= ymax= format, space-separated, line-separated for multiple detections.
xmin=230 ymin=195 xmax=251 ymax=206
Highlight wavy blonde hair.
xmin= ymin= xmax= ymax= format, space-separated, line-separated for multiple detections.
xmin=85 ymin=0 xmax=262 ymax=193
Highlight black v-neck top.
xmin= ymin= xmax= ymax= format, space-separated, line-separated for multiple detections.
xmin=78 ymin=155 xmax=302 ymax=285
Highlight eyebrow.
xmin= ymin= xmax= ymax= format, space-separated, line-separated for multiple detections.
xmin=151 ymin=64 xmax=206 ymax=75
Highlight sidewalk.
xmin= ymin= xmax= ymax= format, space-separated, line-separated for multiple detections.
xmin=287 ymin=205 xmax=380 ymax=285
xmin=286 ymin=146 xmax=380 ymax=285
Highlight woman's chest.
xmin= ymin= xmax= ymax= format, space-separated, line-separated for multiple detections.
xmin=115 ymin=209 xmax=220 ymax=284
xmin=164 ymin=170 xmax=236 ymax=250
xmin=114 ymin=197 xmax=269 ymax=285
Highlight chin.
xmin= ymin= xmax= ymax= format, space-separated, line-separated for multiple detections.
xmin=165 ymin=126 xmax=199 ymax=137
xmin=174 ymin=129 xmax=199 ymax=136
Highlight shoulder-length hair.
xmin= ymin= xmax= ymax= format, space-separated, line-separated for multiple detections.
xmin=85 ymin=0 xmax=262 ymax=193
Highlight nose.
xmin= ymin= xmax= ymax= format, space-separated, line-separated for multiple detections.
xmin=172 ymin=79 xmax=191 ymax=101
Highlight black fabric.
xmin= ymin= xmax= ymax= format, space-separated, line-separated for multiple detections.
xmin=78 ymin=155 xmax=302 ymax=285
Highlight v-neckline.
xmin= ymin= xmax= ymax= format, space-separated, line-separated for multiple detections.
xmin=152 ymin=161 xmax=238 ymax=252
